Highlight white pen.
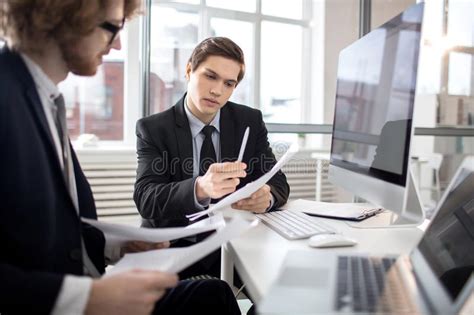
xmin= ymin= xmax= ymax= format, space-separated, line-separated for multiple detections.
xmin=237 ymin=127 xmax=250 ymax=162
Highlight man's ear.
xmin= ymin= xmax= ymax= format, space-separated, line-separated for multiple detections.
xmin=185 ymin=63 xmax=191 ymax=81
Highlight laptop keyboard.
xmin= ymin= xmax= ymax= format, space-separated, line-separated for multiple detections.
xmin=256 ymin=210 xmax=335 ymax=240
xmin=336 ymin=256 xmax=417 ymax=313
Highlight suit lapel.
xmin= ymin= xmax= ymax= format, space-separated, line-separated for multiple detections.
xmin=174 ymin=96 xmax=194 ymax=179
xmin=25 ymin=86 xmax=59 ymax=160
xmin=7 ymin=49 xmax=58 ymax=158
xmin=220 ymin=104 xmax=236 ymax=162
xmin=13 ymin=50 xmax=77 ymax=213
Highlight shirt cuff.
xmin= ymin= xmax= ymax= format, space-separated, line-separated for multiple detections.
xmin=51 ymin=275 xmax=93 ymax=315
xmin=194 ymin=177 xmax=211 ymax=210
xmin=104 ymin=241 xmax=122 ymax=265
xmin=266 ymin=193 xmax=276 ymax=212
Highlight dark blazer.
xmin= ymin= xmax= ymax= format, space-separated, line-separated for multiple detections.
xmin=0 ymin=48 xmax=105 ymax=314
xmin=134 ymin=94 xmax=290 ymax=228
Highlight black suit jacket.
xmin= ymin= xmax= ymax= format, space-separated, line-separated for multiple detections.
xmin=134 ymin=94 xmax=290 ymax=228
xmin=0 ymin=48 xmax=105 ymax=314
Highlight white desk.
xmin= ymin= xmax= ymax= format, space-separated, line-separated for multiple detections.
xmin=221 ymin=204 xmax=425 ymax=304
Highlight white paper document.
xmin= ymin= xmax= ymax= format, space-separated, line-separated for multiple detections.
xmin=108 ymin=216 xmax=257 ymax=275
xmin=82 ymin=214 xmax=225 ymax=247
xmin=285 ymin=199 xmax=383 ymax=221
xmin=186 ymin=144 xmax=298 ymax=221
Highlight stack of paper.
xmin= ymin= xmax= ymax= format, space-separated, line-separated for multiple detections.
xmin=186 ymin=144 xmax=298 ymax=221
xmin=285 ymin=199 xmax=384 ymax=221
xmin=107 ymin=216 xmax=257 ymax=274
xmin=82 ymin=214 xmax=225 ymax=247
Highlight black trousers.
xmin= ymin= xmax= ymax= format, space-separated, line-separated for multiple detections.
xmin=172 ymin=238 xmax=221 ymax=279
xmin=154 ymin=279 xmax=240 ymax=315
xmin=173 ymin=239 xmax=248 ymax=297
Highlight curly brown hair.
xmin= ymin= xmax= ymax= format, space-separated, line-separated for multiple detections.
xmin=188 ymin=37 xmax=245 ymax=84
xmin=0 ymin=0 xmax=141 ymax=52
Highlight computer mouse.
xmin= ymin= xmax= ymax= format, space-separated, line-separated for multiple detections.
xmin=308 ymin=234 xmax=357 ymax=248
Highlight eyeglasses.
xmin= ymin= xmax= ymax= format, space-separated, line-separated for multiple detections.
xmin=99 ymin=17 xmax=125 ymax=46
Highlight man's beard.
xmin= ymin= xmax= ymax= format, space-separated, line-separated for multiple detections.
xmin=60 ymin=41 xmax=102 ymax=76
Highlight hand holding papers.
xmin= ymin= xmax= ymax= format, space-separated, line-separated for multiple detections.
xmin=195 ymin=127 xmax=249 ymax=202
xmin=82 ymin=214 xmax=225 ymax=247
xmin=108 ymin=216 xmax=257 ymax=275
xmin=187 ymin=144 xmax=298 ymax=221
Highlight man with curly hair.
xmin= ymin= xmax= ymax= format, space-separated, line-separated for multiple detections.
xmin=0 ymin=1 xmax=240 ymax=314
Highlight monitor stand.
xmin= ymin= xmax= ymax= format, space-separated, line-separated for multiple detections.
xmin=347 ymin=167 xmax=425 ymax=229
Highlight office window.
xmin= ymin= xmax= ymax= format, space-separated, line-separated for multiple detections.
xmin=416 ymin=0 xmax=474 ymax=127
xmin=207 ymin=0 xmax=256 ymax=13
xmin=448 ymin=52 xmax=472 ymax=96
xmin=210 ymin=18 xmax=254 ymax=106
xmin=446 ymin=0 xmax=474 ymax=98
xmin=261 ymin=21 xmax=303 ymax=123
xmin=416 ymin=0 xmax=443 ymax=95
xmin=262 ymin=0 xmax=303 ymax=19
xmin=148 ymin=0 xmax=313 ymax=125
xmin=149 ymin=5 xmax=198 ymax=113
xmin=58 ymin=29 xmax=128 ymax=141
xmin=447 ymin=0 xmax=474 ymax=47
xmin=168 ymin=0 xmax=199 ymax=4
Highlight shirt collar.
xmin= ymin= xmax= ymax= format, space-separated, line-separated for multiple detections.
xmin=20 ymin=53 xmax=61 ymax=102
xmin=184 ymin=94 xmax=221 ymax=139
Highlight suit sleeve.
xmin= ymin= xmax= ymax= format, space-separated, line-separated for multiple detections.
xmin=133 ymin=119 xmax=197 ymax=227
xmin=1 ymin=86 xmax=63 ymax=314
xmin=251 ymin=111 xmax=290 ymax=209
xmin=0 ymin=264 xmax=64 ymax=314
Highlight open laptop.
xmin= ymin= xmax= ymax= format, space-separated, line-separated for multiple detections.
xmin=258 ymin=157 xmax=474 ymax=314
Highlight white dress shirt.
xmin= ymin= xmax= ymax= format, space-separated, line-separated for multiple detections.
xmin=184 ymin=96 xmax=220 ymax=209
xmin=184 ymin=96 xmax=274 ymax=211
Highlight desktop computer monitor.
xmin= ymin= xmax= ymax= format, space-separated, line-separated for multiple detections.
xmin=328 ymin=3 xmax=425 ymax=226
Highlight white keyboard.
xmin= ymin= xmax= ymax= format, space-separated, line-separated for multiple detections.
xmin=256 ymin=210 xmax=336 ymax=240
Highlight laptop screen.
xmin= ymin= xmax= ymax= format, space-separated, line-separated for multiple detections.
xmin=417 ymin=167 xmax=474 ymax=300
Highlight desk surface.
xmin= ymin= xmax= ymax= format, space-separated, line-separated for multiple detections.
xmin=223 ymin=204 xmax=425 ymax=303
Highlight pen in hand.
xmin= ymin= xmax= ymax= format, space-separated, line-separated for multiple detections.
xmin=237 ymin=127 xmax=250 ymax=162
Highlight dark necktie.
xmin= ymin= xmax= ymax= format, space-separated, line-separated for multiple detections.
xmin=199 ymin=125 xmax=217 ymax=176
xmin=53 ymin=95 xmax=70 ymax=186
xmin=53 ymin=95 xmax=100 ymax=278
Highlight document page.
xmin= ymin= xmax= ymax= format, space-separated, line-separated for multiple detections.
xmin=285 ymin=199 xmax=383 ymax=221
xmin=108 ymin=216 xmax=257 ymax=275
xmin=82 ymin=214 xmax=225 ymax=246
xmin=187 ymin=145 xmax=298 ymax=221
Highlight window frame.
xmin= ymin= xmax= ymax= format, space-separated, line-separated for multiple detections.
xmin=80 ymin=0 xmax=474 ymax=150
xmin=144 ymin=0 xmax=313 ymax=120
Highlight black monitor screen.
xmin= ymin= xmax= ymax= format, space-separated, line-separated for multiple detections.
xmin=330 ymin=3 xmax=424 ymax=186
xmin=417 ymin=168 xmax=474 ymax=300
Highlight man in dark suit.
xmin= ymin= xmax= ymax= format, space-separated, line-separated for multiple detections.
xmin=134 ymin=37 xmax=290 ymax=276
xmin=0 ymin=1 xmax=239 ymax=314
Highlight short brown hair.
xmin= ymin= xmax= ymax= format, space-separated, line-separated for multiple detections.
xmin=0 ymin=0 xmax=141 ymax=52
xmin=188 ymin=37 xmax=245 ymax=83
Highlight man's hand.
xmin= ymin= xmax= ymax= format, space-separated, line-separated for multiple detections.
xmin=231 ymin=184 xmax=272 ymax=213
xmin=196 ymin=162 xmax=246 ymax=200
xmin=120 ymin=241 xmax=170 ymax=257
xmin=85 ymin=269 xmax=178 ymax=315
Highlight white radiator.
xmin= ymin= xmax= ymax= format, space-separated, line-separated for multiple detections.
xmin=279 ymin=151 xmax=341 ymax=202
xmin=77 ymin=149 xmax=139 ymax=220
xmin=77 ymin=149 xmax=343 ymax=221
